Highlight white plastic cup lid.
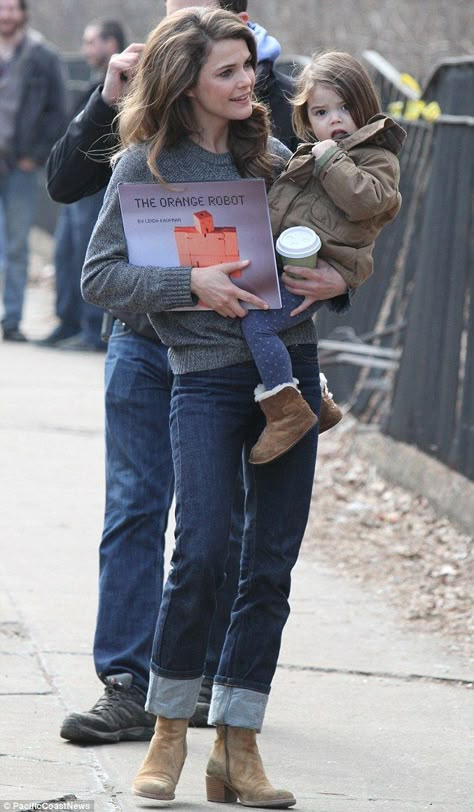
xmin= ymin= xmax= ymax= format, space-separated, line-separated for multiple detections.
xmin=275 ymin=226 xmax=321 ymax=259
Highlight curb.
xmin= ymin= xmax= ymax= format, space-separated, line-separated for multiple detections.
xmin=352 ymin=429 xmax=474 ymax=536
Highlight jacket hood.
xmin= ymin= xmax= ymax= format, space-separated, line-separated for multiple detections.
xmin=248 ymin=22 xmax=281 ymax=63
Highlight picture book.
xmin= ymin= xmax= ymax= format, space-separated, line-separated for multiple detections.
xmin=118 ymin=178 xmax=281 ymax=310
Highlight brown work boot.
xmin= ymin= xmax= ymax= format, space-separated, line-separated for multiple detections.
xmin=318 ymin=373 xmax=343 ymax=433
xmin=249 ymin=382 xmax=317 ymax=465
xmin=132 ymin=716 xmax=189 ymax=800
xmin=206 ymin=725 xmax=296 ymax=808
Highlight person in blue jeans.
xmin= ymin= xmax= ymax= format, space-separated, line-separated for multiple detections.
xmin=0 ymin=0 xmax=66 ymax=342
xmin=82 ymin=8 xmax=348 ymax=804
xmin=49 ymin=0 xmax=338 ymax=746
xmin=47 ymin=189 xmax=107 ymax=350
xmin=37 ymin=18 xmax=126 ymax=351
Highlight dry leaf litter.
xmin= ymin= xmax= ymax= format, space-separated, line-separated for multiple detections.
xmin=307 ymin=420 xmax=473 ymax=662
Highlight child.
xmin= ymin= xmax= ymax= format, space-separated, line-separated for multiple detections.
xmin=242 ymin=51 xmax=406 ymax=464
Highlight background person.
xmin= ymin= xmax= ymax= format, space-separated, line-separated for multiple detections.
xmin=0 ymin=0 xmax=66 ymax=342
xmin=82 ymin=8 xmax=348 ymax=804
xmin=37 ymin=18 xmax=126 ymax=351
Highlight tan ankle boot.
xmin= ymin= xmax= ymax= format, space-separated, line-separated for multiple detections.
xmin=206 ymin=725 xmax=296 ymax=808
xmin=318 ymin=373 xmax=343 ymax=433
xmin=132 ymin=716 xmax=188 ymax=800
xmin=249 ymin=382 xmax=317 ymax=465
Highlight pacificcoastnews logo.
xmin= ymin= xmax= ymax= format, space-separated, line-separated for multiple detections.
xmin=1 ymin=800 xmax=93 ymax=812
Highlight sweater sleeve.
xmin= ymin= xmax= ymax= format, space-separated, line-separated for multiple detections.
xmin=314 ymin=147 xmax=401 ymax=222
xmin=81 ymin=147 xmax=196 ymax=313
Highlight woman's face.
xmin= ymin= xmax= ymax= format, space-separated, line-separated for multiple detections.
xmin=187 ymin=38 xmax=255 ymax=129
xmin=307 ymin=83 xmax=358 ymax=142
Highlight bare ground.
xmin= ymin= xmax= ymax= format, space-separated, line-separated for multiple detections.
xmin=307 ymin=419 xmax=474 ymax=664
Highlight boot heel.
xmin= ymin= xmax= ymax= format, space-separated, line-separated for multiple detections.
xmin=205 ymin=774 xmax=237 ymax=803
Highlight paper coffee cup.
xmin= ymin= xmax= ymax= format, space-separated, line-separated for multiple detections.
xmin=276 ymin=226 xmax=321 ymax=278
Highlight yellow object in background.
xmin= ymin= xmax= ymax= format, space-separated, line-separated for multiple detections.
xmin=387 ymin=99 xmax=442 ymax=122
xmin=399 ymin=73 xmax=422 ymax=97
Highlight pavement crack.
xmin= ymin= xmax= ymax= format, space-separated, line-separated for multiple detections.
xmin=0 ymin=691 xmax=53 ymax=696
xmin=277 ymin=662 xmax=473 ymax=687
xmin=0 ymin=423 xmax=102 ymax=437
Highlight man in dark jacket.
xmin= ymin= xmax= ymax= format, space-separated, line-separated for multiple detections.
xmin=37 ymin=18 xmax=126 ymax=350
xmin=0 ymin=0 xmax=66 ymax=341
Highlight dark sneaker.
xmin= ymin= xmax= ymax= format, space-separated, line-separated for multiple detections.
xmin=60 ymin=674 xmax=156 ymax=744
xmin=34 ymin=324 xmax=81 ymax=347
xmin=2 ymin=326 xmax=27 ymax=342
xmin=189 ymin=676 xmax=213 ymax=728
xmin=56 ymin=334 xmax=106 ymax=352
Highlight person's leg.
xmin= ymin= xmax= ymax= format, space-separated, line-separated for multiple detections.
xmin=210 ymin=346 xmax=320 ymax=728
xmin=57 ymin=191 xmax=106 ymax=350
xmin=133 ymin=365 xmax=248 ymax=800
xmin=71 ymin=190 xmax=106 ymax=346
xmin=146 ymin=367 xmax=248 ymax=717
xmin=241 ymin=284 xmax=323 ymax=390
xmin=204 ymin=346 xmax=319 ymax=808
xmin=191 ymin=464 xmax=244 ymax=726
xmin=203 ymin=464 xmax=244 ymax=679
xmin=46 ymin=206 xmax=82 ymax=342
xmin=1 ymin=167 xmax=38 ymax=335
xmin=242 ymin=286 xmax=339 ymax=462
xmin=60 ymin=325 xmax=174 ymax=744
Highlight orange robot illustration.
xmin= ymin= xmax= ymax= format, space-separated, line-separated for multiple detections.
xmin=174 ymin=210 xmax=242 ymax=278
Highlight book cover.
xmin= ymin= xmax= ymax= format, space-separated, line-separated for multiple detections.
xmin=118 ymin=178 xmax=281 ymax=310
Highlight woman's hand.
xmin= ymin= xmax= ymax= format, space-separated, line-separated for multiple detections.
xmin=282 ymin=258 xmax=348 ymax=317
xmin=191 ymin=260 xmax=269 ymax=318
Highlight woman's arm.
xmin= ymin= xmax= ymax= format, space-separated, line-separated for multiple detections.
xmin=82 ymin=148 xmax=270 ymax=317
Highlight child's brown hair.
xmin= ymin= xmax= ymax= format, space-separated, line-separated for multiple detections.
xmin=292 ymin=51 xmax=381 ymax=141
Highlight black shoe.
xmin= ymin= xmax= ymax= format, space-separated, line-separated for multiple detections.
xmin=60 ymin=674 xmax=156 ymax=744
xmin=56 ymin=334 xmax=105 ymax=352
xmin=2 ymin=326 xmax=27 ymax=342
xmin=34 ymin=324 xmax=81 ymax=347
xmin=189 ymin=676 xmax=213 ymax=728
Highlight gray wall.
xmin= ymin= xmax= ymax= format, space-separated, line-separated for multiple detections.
xmin=30 ymin=0 xmax=473 ymax=86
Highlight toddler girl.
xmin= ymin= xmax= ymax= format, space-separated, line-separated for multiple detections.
xmin=242 ymin=50 xmax=406 ymax=464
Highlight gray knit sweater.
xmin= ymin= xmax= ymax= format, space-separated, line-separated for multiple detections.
xmin=82 ymin=137 xmax=318 ymax=374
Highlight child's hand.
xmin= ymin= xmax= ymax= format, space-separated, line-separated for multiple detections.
xmin=312 ymin=139 xmax=337 ymax=160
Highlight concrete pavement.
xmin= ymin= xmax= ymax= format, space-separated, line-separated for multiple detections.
xmin=1 ymin=257 xmax=473 ymax=811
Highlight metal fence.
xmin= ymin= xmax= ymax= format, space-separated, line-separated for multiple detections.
xmin=317 ymin=57 xmax=474 ymax=481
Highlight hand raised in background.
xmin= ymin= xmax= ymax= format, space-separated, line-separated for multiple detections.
xmin=101 ymin=43 xmax=145 ymax=107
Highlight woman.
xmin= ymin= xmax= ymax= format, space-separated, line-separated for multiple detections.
xmin=82 ymin=8 xmax=348 ymax=806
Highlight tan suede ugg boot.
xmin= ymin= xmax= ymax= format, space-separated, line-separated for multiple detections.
xmin=318 ymin=373 xmax=343 ymax=433
xmin=206 ymin=725 xmax=296 ymax=808
xmin=249 ymin=382 xmax=318 ymax=465
xmin=132 ymin=716 xmax=188 ymax=800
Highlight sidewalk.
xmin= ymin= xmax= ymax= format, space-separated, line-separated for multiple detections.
xmin=1 ymin=237 xmax=473 ymax=811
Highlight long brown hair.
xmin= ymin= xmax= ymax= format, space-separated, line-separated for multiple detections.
xmin=117 ymin=7 xmax=273 ymax=184
xmin=292 ymin=51 xmax=381 ymax=141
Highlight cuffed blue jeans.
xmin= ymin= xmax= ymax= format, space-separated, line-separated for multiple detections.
xmin=0 ymin=167 xmax=39 ymax=330
xmin=146 ymin=344 xmax=320 ymax=730
xmin=94 ymin=322 xmax=245 ymax=695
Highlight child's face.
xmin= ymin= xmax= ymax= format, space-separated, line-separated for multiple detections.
xmin=307 ymin=83 xmax=357 ymax=142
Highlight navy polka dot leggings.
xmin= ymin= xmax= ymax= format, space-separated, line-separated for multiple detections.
xmin=240 ymin=282 xmax=324 ymax=391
